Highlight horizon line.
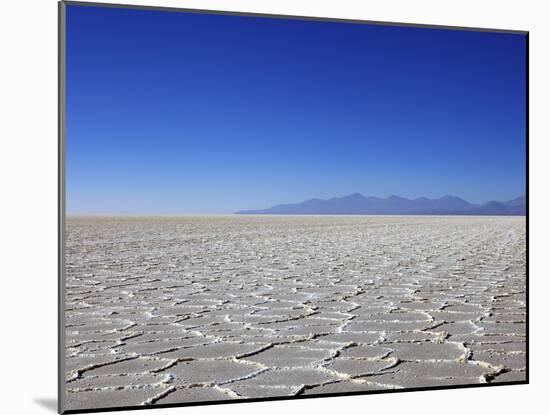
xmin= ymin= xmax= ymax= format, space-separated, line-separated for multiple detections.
xmin=66 ymin=213 xmax=526 ymax=218
xmin=67 ymin=192 xmax=526 ymax=217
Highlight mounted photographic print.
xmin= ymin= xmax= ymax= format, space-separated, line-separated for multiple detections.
xmin=59 ymin=1 xmax=528 ymax=413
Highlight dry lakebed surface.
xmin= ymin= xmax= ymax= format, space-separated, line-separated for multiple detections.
xmin=64 ymin=215 xmax=527 ymax=410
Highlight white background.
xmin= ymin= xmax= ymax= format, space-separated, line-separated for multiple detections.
xmin=0 ymin=0 xmax=546 ymax=413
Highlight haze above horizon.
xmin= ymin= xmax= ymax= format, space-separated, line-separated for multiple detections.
xmin=66 ymin=5 xmax=526 ymax=215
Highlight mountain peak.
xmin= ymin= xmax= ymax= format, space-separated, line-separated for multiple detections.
xmin=440 ymin=195 xmax=464 ymax=201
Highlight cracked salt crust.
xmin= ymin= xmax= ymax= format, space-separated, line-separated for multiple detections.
xmin=64 ymin=215 xmax=526 ymax=410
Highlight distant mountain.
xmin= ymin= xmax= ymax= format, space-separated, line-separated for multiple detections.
xmin=505 ymin=195 xmax=526 ymax=207
xmin=236 ymin=194 xmax=526 ymax=216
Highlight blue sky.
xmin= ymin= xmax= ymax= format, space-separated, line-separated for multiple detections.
xmin=66 ymin=5 xmax=526 ymax=214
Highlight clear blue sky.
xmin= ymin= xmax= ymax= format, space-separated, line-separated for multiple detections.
xmin=66 ymin=5 xmax=526 ymax=214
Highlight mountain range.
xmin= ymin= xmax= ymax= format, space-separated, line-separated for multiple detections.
xmin=236 ymin=194 xmax=526 ymax=216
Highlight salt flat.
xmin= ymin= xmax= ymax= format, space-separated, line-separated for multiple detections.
xmin=64 ymin=215 xmax=526 ymax=410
